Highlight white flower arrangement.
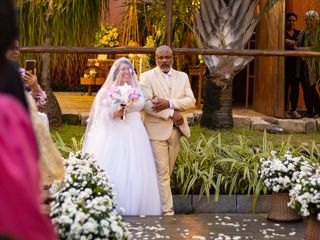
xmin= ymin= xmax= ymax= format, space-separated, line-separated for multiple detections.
xmin=288 ymin=162 xmax=320 ymax=220
xmin=50 ymin=151 xmax=131 ymax=239
xmin=259 ymin=151 xmax=306 ymax=192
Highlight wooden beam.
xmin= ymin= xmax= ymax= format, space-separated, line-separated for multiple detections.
xmin=19 ymin=46 xmax=320 ymax=57
xmin=165 ymin=0 xmax=173 ymax=47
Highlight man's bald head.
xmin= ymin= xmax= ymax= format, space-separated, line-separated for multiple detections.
xmin=155 ymin=45 xmax=173 ymax=73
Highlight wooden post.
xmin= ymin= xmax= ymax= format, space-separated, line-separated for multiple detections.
xmin=165 ymin=0 xmax=173 ymax=47
xmin=254 ymin=0 xmax=285 ymax=117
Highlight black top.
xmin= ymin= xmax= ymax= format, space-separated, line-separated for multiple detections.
xmin=0 ymin=60 xmax=29 ymax=111
xmin=285 ymin=29 xmax=300 ymax=75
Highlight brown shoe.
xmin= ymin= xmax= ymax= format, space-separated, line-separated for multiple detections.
xmin=291 ymin=111 xmax=302 ymax=119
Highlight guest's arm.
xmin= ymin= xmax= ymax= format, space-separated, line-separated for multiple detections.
xmin=23 ymin=69 xmax=47 ymax=106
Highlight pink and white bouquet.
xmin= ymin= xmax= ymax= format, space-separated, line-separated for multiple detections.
xmin=108 ymin=83 xmax=141 ymax=119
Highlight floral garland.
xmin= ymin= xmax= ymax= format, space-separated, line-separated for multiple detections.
xmin=50 ymin=151 xmax=131 ymax=239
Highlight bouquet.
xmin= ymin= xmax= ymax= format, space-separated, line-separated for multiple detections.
xmin=108 ymin=83 xmax=141 ymax=120
xmin=259 ymin=151 xmax=306 ymax=192
xmin=50 ymin=151 xmax=131 ymax=239
xmin=288 ymin=162 xmax=320 ymax=220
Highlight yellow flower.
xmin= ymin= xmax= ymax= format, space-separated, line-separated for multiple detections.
xmin=145 ymin=35 xmax=155 ymax=47
xmin=96 ymin=25 xmax=120 ymax=48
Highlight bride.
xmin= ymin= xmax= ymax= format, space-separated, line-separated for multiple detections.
xmin=82 ymin=57 xmax=161 ymax=215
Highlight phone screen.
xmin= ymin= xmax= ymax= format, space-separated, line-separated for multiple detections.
xmin=25 ymin=60 xmax=36 ymax=74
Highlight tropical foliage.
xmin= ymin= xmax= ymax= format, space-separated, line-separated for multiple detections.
xmin=134 ymin=0 xmax=199 ymax=48
xmin=193 ymin=0 xmax=280 ymax=128
xmin=17 ymin=0 xmax=109 ymax=126
xmin=172 ymin=132 xmax=275 ymax=202
xmin=121 ymin=0 xmax=140 ymax=46
xmin=18 ymin=0 xmax=109 ymax=90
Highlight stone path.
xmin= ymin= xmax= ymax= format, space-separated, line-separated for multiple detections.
xmin=124 ymin=214 xmax=306 ymax=239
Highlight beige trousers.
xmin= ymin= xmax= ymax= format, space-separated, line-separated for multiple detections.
xmin=151 ymin=128 xmax=181 ymax=215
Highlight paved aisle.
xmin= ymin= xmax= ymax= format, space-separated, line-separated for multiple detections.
xmin=124 ymin=214 xmax=306 ymax=240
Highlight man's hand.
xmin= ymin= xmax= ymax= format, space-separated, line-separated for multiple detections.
xmin=152 ymin=96 xmax=170 ymax=112
xmin=172 ymin=111 xmax=184 ymax=126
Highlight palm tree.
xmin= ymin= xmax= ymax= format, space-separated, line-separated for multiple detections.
xmin=194 ymin=0 xmax=279 ymax=128
xmin=18 ymin=0 xmax=108 ymax=126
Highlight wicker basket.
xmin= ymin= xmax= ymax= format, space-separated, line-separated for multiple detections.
xmin=304 ymin=214 xmax=320 ymax=240
xmin=267 ymin=192 xmax=302 ymax=223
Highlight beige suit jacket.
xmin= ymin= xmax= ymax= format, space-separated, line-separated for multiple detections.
xmin=140 ymin=67 xmax=196 ymax=140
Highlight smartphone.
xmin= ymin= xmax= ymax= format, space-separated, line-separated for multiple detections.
xmin=25 ymin=60 xmax=36 ymax=74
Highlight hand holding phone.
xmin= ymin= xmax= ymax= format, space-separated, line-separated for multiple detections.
xmin=25 ymin=60 xmax=36 ymax=75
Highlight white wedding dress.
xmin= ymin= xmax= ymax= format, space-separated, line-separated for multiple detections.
xmin=83 ymin=88 xmax=161 ymax=215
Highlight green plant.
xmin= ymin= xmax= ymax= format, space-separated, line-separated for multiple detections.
xmin=174 ymin=133 xmax=263 ymax=200
xmin=52 ymin=132 xmax=83 ymax=158
xmin=172 ymin=132 xmax=299 ymax=203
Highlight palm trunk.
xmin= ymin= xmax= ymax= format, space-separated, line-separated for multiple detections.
xmin=39 ymin=37 xmax=62 ymax=127
xmin=200 ymin=75 xmax=233 ymax=129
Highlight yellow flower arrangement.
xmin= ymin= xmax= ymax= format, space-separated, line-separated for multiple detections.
xmin=145 ymin=35 xmax=155 ymax=48
xmin=95 ymin=25 xmax=120 ymax=48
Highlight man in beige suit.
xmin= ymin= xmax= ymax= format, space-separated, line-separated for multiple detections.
xmin=140 ymin=45 xmax=196 ymax=215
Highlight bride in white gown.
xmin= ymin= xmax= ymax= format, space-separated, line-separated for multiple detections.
xmin=82 ymin=58 xmax=161 ymax=215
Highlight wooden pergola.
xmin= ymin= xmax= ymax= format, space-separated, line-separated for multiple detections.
xmin=21 ymin=0 xmax=320 ymax=118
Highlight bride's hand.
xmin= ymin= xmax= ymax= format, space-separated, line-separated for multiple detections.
xmin=113 ymin=108 xmax=125 ymax=118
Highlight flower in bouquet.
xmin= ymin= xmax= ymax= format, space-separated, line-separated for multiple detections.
xmin=288 ymin=162 xmax=320 ymax=220
xmin=95 ymin=25 xmax=120 ymax=48
xmin=50 ymin=151 xmax=131 ymax=239
xmin=259 ymin=151 xmax=306 ymax=192
xmin=108 ymin=83 xmax=141 ymax=106
xmin=108 ymin=83 xmax=141 ymax=120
